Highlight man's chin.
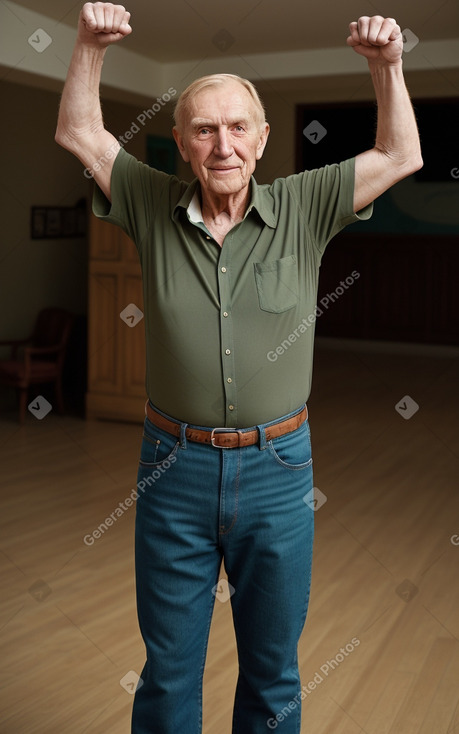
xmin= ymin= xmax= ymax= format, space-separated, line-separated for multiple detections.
xmin=205 ymin=171 xmax=248 ymax=194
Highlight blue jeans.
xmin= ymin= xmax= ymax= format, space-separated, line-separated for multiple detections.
xmin=132 ymin=403 xmax=314 ymax=733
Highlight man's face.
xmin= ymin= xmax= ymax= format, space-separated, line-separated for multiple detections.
xmin=173 ymin=81 xmax=269 ymax=199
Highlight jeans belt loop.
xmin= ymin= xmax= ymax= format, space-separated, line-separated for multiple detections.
xmin=257 ymin=422 xmax=268 ymax=450
xmin=179 ymin=421 xmax=188 ymax=450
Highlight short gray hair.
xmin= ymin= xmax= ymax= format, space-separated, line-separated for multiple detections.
xmin=173 ymin=73 xmax=266 ymax=132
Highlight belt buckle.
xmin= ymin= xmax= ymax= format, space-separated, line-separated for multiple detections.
xmin=210 ymin=427 xmax=239 ymax=448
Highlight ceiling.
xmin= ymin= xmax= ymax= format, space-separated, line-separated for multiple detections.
xmin=14 ymin=0 xmax=459 ymax=63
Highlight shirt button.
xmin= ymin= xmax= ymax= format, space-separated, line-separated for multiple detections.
xmin=225 ymin=348 xmax=231 ymax=355
xmin=221 ymin=266 xmax=227 ymax=273
xmin=223 ymin=311 xmax=229 ymax=317
xmin=228 ymin=404 xmax=234 ymax=411
xmin=227 ymin=377 xmax=232 ymax=383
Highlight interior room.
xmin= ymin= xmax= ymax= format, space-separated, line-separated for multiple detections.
xmin=1 ymin=1 xmax=458 ymax=732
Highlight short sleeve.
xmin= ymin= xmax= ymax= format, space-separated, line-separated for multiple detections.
xmin=285 ymin=157 xmax=373 ymax=255
xmin=92 ymin=147 xmax=171 ymax=250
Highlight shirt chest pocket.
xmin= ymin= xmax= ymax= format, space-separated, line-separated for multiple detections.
xmin=254 ymin=255 xmax=299 ymax=313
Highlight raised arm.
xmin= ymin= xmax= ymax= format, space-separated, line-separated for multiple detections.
xmin=347 ymin=16 xmax=423 ymax=213
xmin=55 ymin=3 xmax=132 ymax=200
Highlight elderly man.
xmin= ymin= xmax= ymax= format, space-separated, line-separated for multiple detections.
xmin=56 ymin=4 xmax=422 ymax=733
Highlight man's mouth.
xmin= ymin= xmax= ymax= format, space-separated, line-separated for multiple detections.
xmin=209 ymin=166 xmax=239 ymax=173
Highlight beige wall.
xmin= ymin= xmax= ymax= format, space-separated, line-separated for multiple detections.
xmin=0 ymin=79 xmax=87 ymax=345
xmin=1 ymin=65 xmax=457 ymax=346
xmin=0 ymin=78 xmax=178 ymax=351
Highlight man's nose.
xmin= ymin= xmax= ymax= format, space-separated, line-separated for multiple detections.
xmin=214 ymin=128 xmax=233 ymax=157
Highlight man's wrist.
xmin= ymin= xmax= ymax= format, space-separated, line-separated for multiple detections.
xmin=368 ymin=58 xmax=403 ymax=75
xmin=74 ymin=37 xmax=108 ymax=60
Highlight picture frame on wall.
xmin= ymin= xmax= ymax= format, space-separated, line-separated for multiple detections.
xmin=45 ymin=208 xmax=62 ymax=237
xmin=30 ymin=201 xmax=87 ymax=239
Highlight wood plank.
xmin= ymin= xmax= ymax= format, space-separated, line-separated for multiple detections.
xmin=1 ymin=347 xmax=458 ymax=733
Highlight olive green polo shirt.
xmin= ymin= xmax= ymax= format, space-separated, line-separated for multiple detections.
xmin=93 ymin=147 xmax=372 ymax=427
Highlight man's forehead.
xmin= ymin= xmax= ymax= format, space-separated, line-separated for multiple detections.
xmin=187 ymin=82 xmax=258 ymax=122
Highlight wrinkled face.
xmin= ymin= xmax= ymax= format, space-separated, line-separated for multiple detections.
xmin=173 ymin=81 xmax=269 ymax=198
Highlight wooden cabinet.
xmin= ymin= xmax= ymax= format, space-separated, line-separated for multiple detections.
xmin=86 ymin=215 xmax=147 ymax=422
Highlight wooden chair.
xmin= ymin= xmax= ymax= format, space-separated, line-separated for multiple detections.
xmin=0 ymin=308 xmax=75 ymax=423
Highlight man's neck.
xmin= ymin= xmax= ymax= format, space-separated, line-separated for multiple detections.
xmin=200 ymin=184 xmax=250 ymax=226
xmin=199 ymin=184 xmax=251 ymax=247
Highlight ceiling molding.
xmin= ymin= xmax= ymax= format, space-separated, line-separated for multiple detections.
xmin=162 ymin=39 xmax=459 ymax=94
xmin=2 ymin=1 xmax=458 ymax=101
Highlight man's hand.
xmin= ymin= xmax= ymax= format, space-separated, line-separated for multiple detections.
xmin=347 ymin=16 xmax=403 ymax=66
xmin=78 ymin=2 xmax=132 ymax=47
xmin=55 ymin=3 xmax=132 ymax=200
xmin=350 ymin=15 xmax=422 ymax=213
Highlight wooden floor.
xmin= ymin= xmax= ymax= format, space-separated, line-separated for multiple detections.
xmin=1 ymin=343 xmax=459 ymax=734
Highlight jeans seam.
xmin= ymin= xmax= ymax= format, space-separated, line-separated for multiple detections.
xmin=219 ymin=448 xmax=241 ymax=536
xmin=295 ymin=518 xmax=314 ymax=732
xmin=267 ymin=442 xmax=313 ymax=471
xmin=197 ymin=587 xmax=218 ymax=732
xmin=141 ymin=432 xmax=160 ymax=461
xmin=138 ymin=441 xmax=180 ymax=468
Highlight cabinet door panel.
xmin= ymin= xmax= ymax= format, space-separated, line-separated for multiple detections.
xmin=88 ymin=213 xmax=146 ymax=420
xmin=90 ymin=217 xmax=120 ymax=261
xmin=88 ymin=272 xmax=121 ymax=393
xmin=122 ymin=275 xmax=146 ymax=396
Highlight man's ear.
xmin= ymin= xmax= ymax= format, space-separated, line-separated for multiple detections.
xmin=255 ymin=123 xmax=270 ymax=161
xmin=172 ymin=127 xmax=190 ymax=163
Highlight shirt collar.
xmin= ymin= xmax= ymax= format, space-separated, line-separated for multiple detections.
xmin=172 ymin=176 xmax=277 ymax=229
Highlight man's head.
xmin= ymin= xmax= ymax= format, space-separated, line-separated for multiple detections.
xmin=172 ymin=74 xmax=270 ymax=200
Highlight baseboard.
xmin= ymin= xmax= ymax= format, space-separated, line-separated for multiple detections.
xmin=315 ymin=336 xmax=459 ymax=358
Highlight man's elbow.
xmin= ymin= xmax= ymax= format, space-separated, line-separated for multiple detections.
xmin=390 ymin=150 xmax=423 ymax=183
xmin=54 ymin=129 xmax=64 ymax=149
xmin=54 ymin=125 xmax=80 ymax=158
xmin=376 ymin=143 xmax=423 ymax=179
xmin=55 ymin=126 xmax=75 ymax=153
xmin=54 ymin=120 xmax=87 ymax=157
xmin=406 ymin=152 xmax=424 ymax=176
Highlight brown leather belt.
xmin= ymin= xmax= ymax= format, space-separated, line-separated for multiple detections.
xmin=145 ymin=402 xmax=308 ymax=449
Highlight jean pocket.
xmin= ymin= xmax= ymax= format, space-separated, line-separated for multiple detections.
xmin=139 ymin=417 xmax=180 ymax=467
xmin=268 ymin=421 xmax=313 ymax=470
xmin=254 ymin=255 xmax=299 ymax=313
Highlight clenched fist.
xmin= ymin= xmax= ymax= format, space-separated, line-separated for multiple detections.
xmin=78 ymin=2 xmax=132 ymax=47
xmin=347 ymin=16 xmax=403 ymax=65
